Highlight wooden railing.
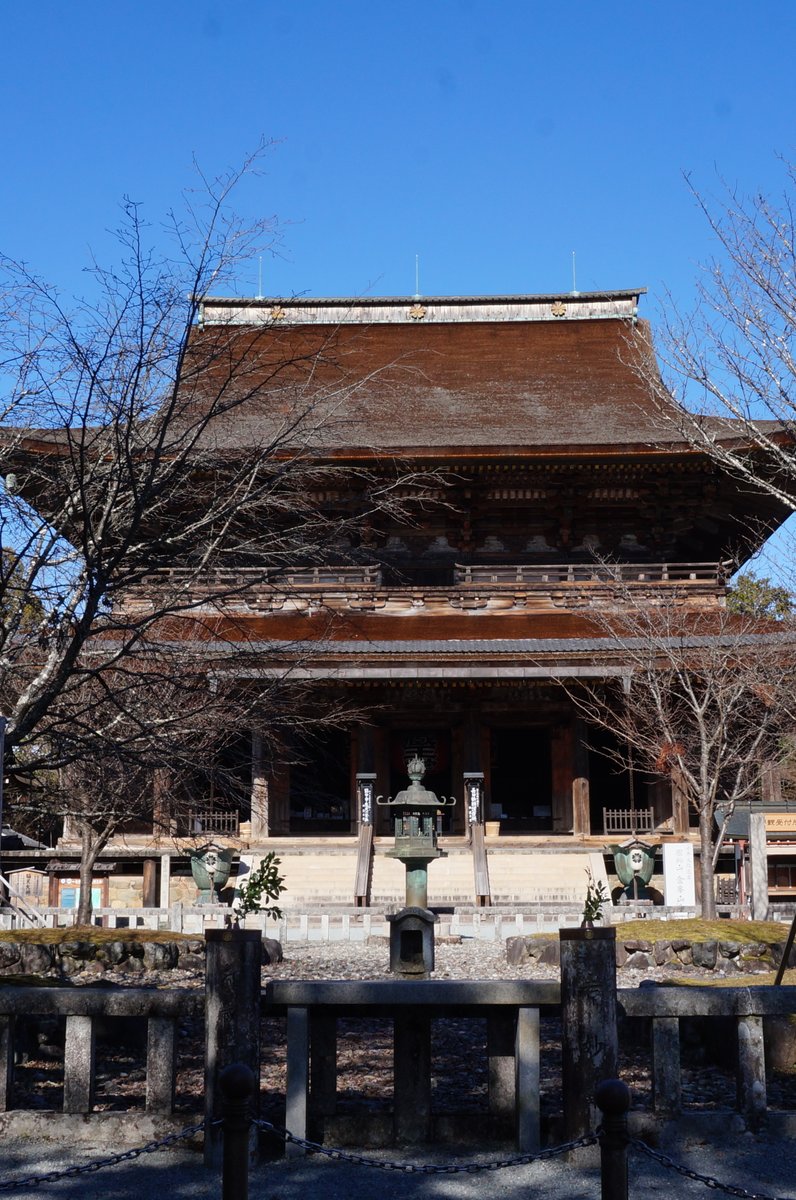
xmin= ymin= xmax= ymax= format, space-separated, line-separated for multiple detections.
xmin=184 ymin=808 xmax=240 ymax=836
xmin=454 ymin=561 xmax=728 ymax=587
xmin=603 ymin=807 xmax=655 ymax=835
xmin=123 ymin=560 xmax=727 ymax=601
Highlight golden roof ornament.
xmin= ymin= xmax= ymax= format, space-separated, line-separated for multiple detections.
xmin=270 ymin=306 xmax=286 ymax=321
xmin=408 ymin=303 xmax=427 ymax=320
xmin=551 ymin=301 xmax=567 ymax=318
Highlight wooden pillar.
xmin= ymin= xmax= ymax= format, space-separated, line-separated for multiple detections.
xmin=572 ymin=717 xmax=591 ymax=837
xmin=356 ymin=725 xmax=375 ymax=833
xmin=250 ymin=731 xmax=269 ymax=841
xmin=374 ymin=726 xmax=390 ymax=836
xmin=670 ymin=766 xmax=689 ymax=835
xmin=463 ymin=707 xmax=482 ymax=773
xmin=142 ymin=858 xmax=158 ymax=908
xmin=269 ymin=762 xmax=290 ymax=836
xmin=451 ymin=722 xmax=466 ymax=834
xmin=560 ymin=927 xmax=618 ymax=1139
xmin=550 ymin=723 xmax=574 ymax=834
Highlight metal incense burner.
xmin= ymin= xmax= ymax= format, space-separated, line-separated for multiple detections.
xmin=377 ymin=755 xmax=456 ymax=975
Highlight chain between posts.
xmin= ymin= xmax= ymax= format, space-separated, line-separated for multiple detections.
xmin=0 ymin=1119 xmax=211 ymax=1192
xmin=631 ymin=1139 xmax=796 ymax=1200
xmin=255 ymin=1117 xmax=597 ymax=1172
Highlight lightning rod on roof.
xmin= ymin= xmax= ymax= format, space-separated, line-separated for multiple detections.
xmin=414 ymin=254 xmax=421 ymax=300
xmin=255 ymin=256 xmax=264 ymax=301
xmin=571 ymin=251 xmax=579 ymax=297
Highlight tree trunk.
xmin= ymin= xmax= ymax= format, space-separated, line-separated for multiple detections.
xmin=699 ymin=809 xmax=716 ymax=920
xmin=76 ymin=823 xmax=102 ymax=926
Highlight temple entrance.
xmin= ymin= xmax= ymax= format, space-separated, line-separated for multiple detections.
xmin=289 ymin=729 xmax=352 ymax=833
xmin=489 ymin=728 xmax=553 ymax=832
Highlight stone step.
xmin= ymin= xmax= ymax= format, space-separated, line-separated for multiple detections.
xmin=242 ymin=847 xmax=611 ymax=908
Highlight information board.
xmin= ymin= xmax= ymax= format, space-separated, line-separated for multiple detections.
xmin=663 ymin=842 xmax=696 ymax=906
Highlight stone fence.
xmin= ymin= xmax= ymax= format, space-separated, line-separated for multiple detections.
xmin=0 ymin=901 xmax=754 ymax=940
xmin=1 ymin=928 xmax=796 ymax=1156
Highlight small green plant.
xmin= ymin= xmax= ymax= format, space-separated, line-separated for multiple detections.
xmin=582 ymin=868 xmax=609 ymax=924
xmin=233 ymin=852 xmax=285 ymax=922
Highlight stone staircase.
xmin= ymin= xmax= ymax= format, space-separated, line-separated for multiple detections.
xmin=242 ymin=840 xmax=609 ymax=910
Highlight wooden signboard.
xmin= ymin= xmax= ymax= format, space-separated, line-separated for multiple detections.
xmin=7 ymin=868 xmax=48 ymax=908
xmin=765 ymin=814 xmax=796 ymax=833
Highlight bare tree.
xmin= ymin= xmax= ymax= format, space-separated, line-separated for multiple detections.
xmin=0 ymin=153 xmax=431 ymax=918
xmin=652 ymin=160 xmax=796 ymax=512
xmin=565 ymin=575 xmax=796 ymax=917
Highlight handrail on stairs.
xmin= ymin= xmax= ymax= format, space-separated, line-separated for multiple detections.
xmin=354 ymin=823 xmax=374 ymax=907
xmin=0 ymin=872 xmax=47 ymax=926
xmin=470 ymin=823 xmax=491 ymax=907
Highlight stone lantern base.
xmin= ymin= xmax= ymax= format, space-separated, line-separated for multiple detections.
xmin=387 ymin=906 xmax=438 ymax=976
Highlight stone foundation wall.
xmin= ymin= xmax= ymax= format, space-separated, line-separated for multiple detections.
xmin=506 ymin=934 xmax=796 ymax=972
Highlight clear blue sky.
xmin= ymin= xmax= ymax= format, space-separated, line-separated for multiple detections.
xmin=3 ymin=1 xmax=795 ymax=308
xmin=3 ymin=1 xmax=795 ymax=571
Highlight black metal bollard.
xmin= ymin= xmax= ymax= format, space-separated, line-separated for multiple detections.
xmin=220 ymin=1062 xmax=256 ymax=1200
xmin=595 ymin=1078 xmax=631 ymax=1200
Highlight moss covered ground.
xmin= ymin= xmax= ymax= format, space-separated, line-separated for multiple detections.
xmin=0 ymin=926 xmax=197 ymax=944
xmin=611 ymin=918 xmax=790 ymax=944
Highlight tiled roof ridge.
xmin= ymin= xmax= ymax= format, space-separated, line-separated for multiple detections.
xmin=201 ymin=288 xmax=646 ymax=307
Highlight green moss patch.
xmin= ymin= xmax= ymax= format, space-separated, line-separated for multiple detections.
xmin=521 ymin=918 xmax=788 ymax=946
xmin=613 ymin=919 xmax=789 ymax=946
xmin=0 ymin=926 xmax=197 ymax=945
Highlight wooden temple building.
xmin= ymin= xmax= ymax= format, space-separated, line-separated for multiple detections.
xmin=4 ymin=289 xmax=792 ymax=913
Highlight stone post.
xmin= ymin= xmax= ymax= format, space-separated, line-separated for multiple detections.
xmin=560 ymin=926 xmax=618 ymax=1139
xmin=63 ymin=1014 xmax=95 ymax=1113
xmin=394 ymin=1011 xmax=432 ymax=1142
xmin=749 ymin=811 xmax=769 ymax=922
xmin=159 ymin=854 xmax=171 ymax=909
xmin=204 ymin=929 xmax=262 ymax=1167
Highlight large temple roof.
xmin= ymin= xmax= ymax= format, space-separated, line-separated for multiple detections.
xmin=175 ymin=289 xmax=784 ymax=459
xmin=178 ymin=290 xmax=695 ymax=457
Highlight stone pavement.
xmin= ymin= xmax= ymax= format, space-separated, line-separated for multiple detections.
xmin=2 ymin=1131 xmax=796 ymax=1200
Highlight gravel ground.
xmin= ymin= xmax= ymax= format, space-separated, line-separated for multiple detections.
xmin=3 ymin=938 xmax=796 ymax=1199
